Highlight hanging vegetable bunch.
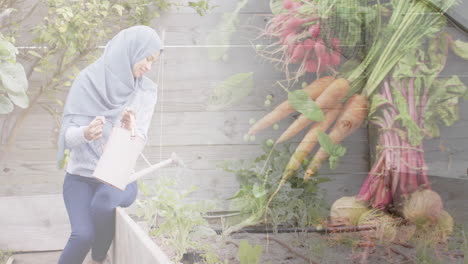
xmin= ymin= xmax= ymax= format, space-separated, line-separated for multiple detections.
xmin=358 ymin=34 xmax=468 ymax=220
xmin=257 ymin=0 xmax=368 ymax=81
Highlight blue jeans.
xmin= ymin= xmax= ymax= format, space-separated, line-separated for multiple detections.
xmin=57 ymin=173 xmax=138 ymax=264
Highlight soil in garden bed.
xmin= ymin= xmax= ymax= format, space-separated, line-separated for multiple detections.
xmin=149 ymin=223 xmax=467 ymax=264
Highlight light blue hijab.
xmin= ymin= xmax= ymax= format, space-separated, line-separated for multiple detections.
xmin=57 ymin=25 xmax=163 ymax=169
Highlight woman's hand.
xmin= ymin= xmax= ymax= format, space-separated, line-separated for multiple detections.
xmin=121 ymin=107 xmax=136 ymax=134
xmin=84 ymin=116 xmax=105 ymax=141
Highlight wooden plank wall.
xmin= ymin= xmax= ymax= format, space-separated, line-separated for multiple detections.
xmin=0 ymin=0 xmax=467 ymax=219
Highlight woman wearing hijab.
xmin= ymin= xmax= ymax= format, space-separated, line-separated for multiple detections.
xmin=56 ymin=25 xmax=163 ymax=264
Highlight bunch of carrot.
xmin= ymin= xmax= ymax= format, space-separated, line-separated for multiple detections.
xmin=257 ymin=0 xmax=342 ymax=80
xmin=248 ymin=77 xmax=369 ymax=208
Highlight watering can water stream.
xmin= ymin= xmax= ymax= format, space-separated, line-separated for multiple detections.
xmin=92 ymin=125 xmax=183 ymax=191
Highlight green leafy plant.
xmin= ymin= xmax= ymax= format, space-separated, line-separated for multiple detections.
xmin=202 ymin=251 xmax=224 ymax=264
xmin=238 ymin=240 xmax=263 ymax=264
xmin=135 ymin=178 xmax=215 ymax=262
xmin=317 ymin=130 xmax=346 ymax=169
xmin=0 ymin=33 xmax=28 ymax=114
xmin=0 ymin=0 xmax=215 ymax=161
xmin=221 ymin=141 xmax=329 ymax=235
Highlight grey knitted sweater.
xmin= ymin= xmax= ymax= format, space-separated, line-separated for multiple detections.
xmin=64 ymin=88 xmax=157 ymax=177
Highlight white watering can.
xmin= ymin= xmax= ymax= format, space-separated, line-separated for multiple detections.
xmin=92 ymin=126 xmax=183 ymax=191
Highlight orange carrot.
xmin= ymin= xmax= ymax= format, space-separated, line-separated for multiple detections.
xmin=304 ymin=94 xmax=369 ymax=181
xmin=248 ymin=76 xmax=335 ymax=135
xmin=265 ymin=105 xmax=342 ymax=211
xmin=277 ymin=78 xmax=350 ymax=143
xmin=285 ymin=105 xmax=342 ymax=176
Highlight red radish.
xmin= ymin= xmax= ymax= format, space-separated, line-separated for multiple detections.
xmin=283 ymin=0 xmax=293 ymax=9
xmin=266 ymin=14 xmax=288 ymax=34
xmin=318 ymin=53 xmax=330 ymax=73
xmin=281 ymin=31 xmax=296 ymax=45
xmin=287 ymin=43 xmax=296 ymax=56
xmin=330 ymin=52 xmax=341 ymax=66
xmin=303 ymin=38 xmax=315 ymax=51
xmin=305 ymin=59 xmax=318 ymax=72
xmin=291 ymin=2 xmax=302 ymax=10
xmin=322 ymin=52 xmax=330 ymax=65
xmin=331 ymin=38 xmax=341 ymax=49
xmin=314 ymin=40 xmax=326 ymax=57
xmin=291 ymin=43 xmax=305 ymax=63
xmin=286 ymin=17 xmax=305 ymax=32
xmin=308 ymin=24 xmax=321 ymax=38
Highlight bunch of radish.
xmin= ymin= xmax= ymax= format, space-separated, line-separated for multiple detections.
xmin=258 ymin=0 xmax=342 ymax=81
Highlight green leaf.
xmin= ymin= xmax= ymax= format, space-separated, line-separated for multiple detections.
xmin=7 ymin=89 xmax=29 ymax=108
xmin=317 ymin=131 xmax=347 ymax=169
xmin=329 ymin=155 xmax=340 ymax=170
xmin=0 ymin=38 xmax=18 ymax=61
xmin=369 ymin=93 xmax=389 ymax=117
xmin=334 ymin=144 xmax=347 ymax=157
xmin=289 ymin=90 xmax=324 ymax=121
xmin=269 ymin=0 xmax=286 ymax=15
xmin=191 ymin=225 xmax=217 ymax=238
xmin=226 ymin=189 xmax=244 ymax=200
xmin=451 ymin=39 xmax=468 ymax=61
xmin=0 ymin=61 xmax=28 ymax=95
xmin=112 ymin=4 xmax=125 ymax=16
xmin=27 ymin=50 xmax=42 ymax=58
xmin=252 ymin=183 xmax=267 ymax=198
xmin=0 ymin=94 xmax=14 ymax=114
xmin=424 ymin=75 xmax=467 ymax=138
xmin=238 ymin=240 xmax=263 ymax=264
xmin=392 ymin=88 xmax=423 ymax=146
xmin=317 ymin=131 xmax=335 ymax=154
xmin=206 ymin=72 xmax=253 ymax=110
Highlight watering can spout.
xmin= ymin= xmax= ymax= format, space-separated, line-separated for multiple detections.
xmin=127 ymin=152 xmax=183 ymax=183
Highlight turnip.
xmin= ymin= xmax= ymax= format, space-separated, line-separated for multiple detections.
xmin=402 ymin=189 xmax=443 ymax=225
xmin=330 ymin=196 xmax=370 ymax=224
xmin=436 ymin=210 xmax=454 ymax=238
